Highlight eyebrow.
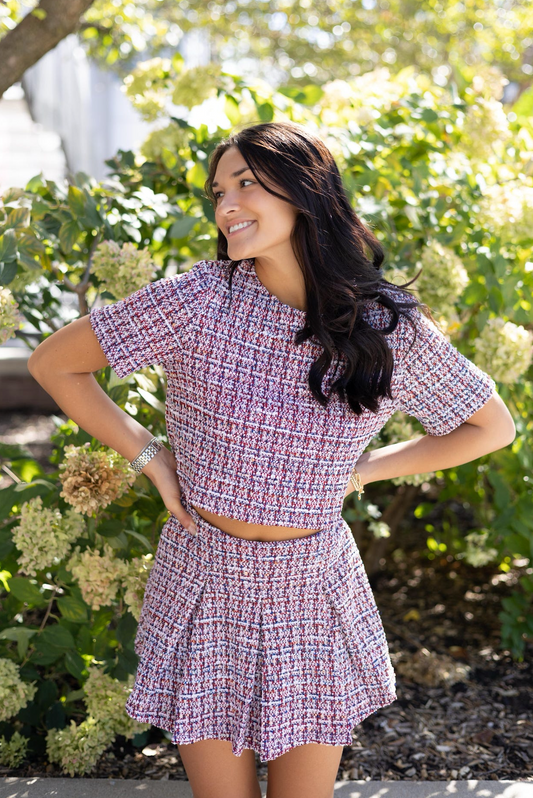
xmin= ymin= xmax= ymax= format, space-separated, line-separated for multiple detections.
xmin=212 ymin=166 xmax=252 ymax=188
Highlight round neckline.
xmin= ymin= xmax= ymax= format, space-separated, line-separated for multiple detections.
xmin=239 ymin=258 xmax=308 ymax=319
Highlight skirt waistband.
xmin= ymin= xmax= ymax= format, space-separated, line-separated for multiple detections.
xmin=175 ymin=490 xmax=351 ymax=579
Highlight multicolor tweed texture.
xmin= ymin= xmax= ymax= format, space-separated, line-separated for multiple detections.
xmin=124 ymin=498 xmax=398 ymax=761
xmin=89 ymin=258 xmax=496 ymax=529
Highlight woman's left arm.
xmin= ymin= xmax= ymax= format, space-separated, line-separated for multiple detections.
xmin=355 ymin=390 xmax=515 ymax=487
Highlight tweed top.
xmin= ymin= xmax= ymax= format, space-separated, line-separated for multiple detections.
xmin=89 ymin=257 xmax=495 ymax=528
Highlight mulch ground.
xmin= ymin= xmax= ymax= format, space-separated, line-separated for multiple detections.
xmin=1 ymin=411 xmax=532 ymax=782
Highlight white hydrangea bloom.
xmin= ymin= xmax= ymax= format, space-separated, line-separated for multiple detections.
xmin=66 ymin=543 xmax=129 ymax=611
xmin=368 ymin=520 xmax=391 ymax=539
xmin=476 ymin=181 xmax=533 ymax=245
xmin=0 ymin=658 xmax=37 ymax=722
xmin=473 ymin=317 xmax=533 ymax=384
xmin=321 ymin=69 xmax=405 ymax=126
xmin=92 ymin=240 xmax=159 ymax=300
xmin=140 ymin=122 xmax=190 ymax=162
xmin=12 ymin=495 xmax=85 ymax=577
xmin=46 ymin=717 xmax=114 ymax=777
xmin=122 ymin=57 xmax=173 ymax=121
xmin=0 ymin=731 xmax=29 ymax=767
xmin=414 ymin=241 xmax=470 ymax=316
xmin=463 ymin=531 xmax=499 ymax=567
xmin=0 ymin=286 xmax=24 ymax=344
xmin=459 ymin=97 xmax=512 ymax=162
xmin=122 ymin=554 xmax=154 ymax=621
xmin=171 ymin=63 xmax=222 ymax=110
xmin=83 ymin=665 xmax=150 ymax=739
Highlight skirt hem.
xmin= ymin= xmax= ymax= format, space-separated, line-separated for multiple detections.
xmin=125 ymin=686 xmax=397 ymax=762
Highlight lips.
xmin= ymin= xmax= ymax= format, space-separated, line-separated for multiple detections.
xmin=227 ymin=220 xmax=256 ymax=237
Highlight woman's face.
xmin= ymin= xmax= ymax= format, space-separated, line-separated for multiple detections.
xmin=212 ymin=146 xmax=299 ymax=262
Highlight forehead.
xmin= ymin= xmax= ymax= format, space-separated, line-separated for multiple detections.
xmin=212 ymin=147 xmax=250 ymax=186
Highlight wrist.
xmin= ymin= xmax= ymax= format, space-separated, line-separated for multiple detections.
xmin=137 ymin=444 xmax=175 ymax=480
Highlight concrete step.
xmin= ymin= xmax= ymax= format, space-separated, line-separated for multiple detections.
xmin=1 ymin=779 xmax=531 ymax=797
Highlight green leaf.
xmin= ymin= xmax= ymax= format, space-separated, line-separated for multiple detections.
xmin=64 ymin=649 xmax=87 ymax=680
xmin=0 ymin=260 xmax=18 ymax=284
xmin=0 ymin=229 xmax=18 ymax=262
xmin=0 ymin=484 xmax=18 ymax=521
xmin=136 ymin=387 xmax=166 ymax=415
xmin=56 ymin=596 xmax=89 ymax=623
xmin=0 ymin=627 xmax=36 ymax=659
xmin=59 ymin=219 xmax=81 ymax=253
xmin=8 ymin=577 xmax=45 ymax=605
xmin=169 ymin=216 xmax=198 ymax=239
xmin=125 ymin=528 xmax=154 ymax=552
xmin=40 ymin=624 xmax=76 ymax=651
xmin=5 ymin=207 xmax=31 ymax=230
xmin=68 ymin=185 xmax=87 ymax=218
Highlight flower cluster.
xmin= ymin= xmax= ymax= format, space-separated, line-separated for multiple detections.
xmin=12 ymin=495 xmax=85 ymax=576
xmin=46 ymin=717 xmax=114 ymax=777
xmin=58 ymin=443 xmax=137 ymax=516
xmin=0 ymin=286 xmax=23 ymax=344
xmin=387 ymin=241 xmax=469 ymax=320
xmin=83 ymin=665 xmax=150 ymax=739
xmin=320 ymin=68 xmax=405 ymax=126
xmin=0 ymin=658 xmax=37 ymax=722
xmin=92 ymin=240 xmax=158 ymax=300
xmin=459 ymin=97 xmax=512 ymax=162
xmin=368 ymin=520 xmax=391 ymax=539
xmin=0 ymin=731 xmax=29 ymax=768
xmin=140 ymin=122 xmax=191 ymax=163
xmin=122 ymin=554 xmax=154 ymax=620
xmin=473 ymin=317 xmax=533 ymax=384
xmin=122 ymin=57 xmax=173 ymax=121
xmin=463 ymin=531 xmax=499 ymax=568
xmin=66 ymin=543 xmax=129 ymax=611
xmin=171 ymin=63 xmax=222 ymax=110
xmin=476 ymin=180 xmax=533 ymax=245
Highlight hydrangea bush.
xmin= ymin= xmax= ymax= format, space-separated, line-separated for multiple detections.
xmin=0 ymin=60 xmax=532 ymax=774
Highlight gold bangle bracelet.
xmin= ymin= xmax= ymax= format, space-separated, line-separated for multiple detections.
xmin=350 ymin=467 xmax=364 ymax=500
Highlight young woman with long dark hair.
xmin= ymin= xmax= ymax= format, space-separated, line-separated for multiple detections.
xmin=29 ymin=121 xmax=515 ymax=798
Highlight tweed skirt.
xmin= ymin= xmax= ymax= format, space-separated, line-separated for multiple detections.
xmin=124 ymin=497 xmax=397 ymax=762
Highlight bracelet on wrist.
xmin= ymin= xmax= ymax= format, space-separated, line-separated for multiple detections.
xmin=130 ymin=437 xmax=165 ymax=474
xmin=349 ymin=466 xmax=364 ymax=500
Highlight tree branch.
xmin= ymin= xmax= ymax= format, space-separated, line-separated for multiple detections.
xmin=0 ymin=0 xmax=96 ymax=97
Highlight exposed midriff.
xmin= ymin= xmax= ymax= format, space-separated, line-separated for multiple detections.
xmin=191 ymin=503 xmax=321 ymax=541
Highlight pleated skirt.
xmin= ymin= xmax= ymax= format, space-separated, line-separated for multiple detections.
xmin=124 ymin=496 xmax=397 ymax=762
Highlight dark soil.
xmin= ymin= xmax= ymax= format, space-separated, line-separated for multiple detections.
xmin=1 ymin=411 xmax=532 ymax=783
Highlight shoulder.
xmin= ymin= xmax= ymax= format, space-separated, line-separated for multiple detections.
xmin=161 ymin=258 xmax=230 ymax=303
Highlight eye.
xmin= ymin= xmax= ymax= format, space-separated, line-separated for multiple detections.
xmin=214 ymin=179 xmax=254 ymax=199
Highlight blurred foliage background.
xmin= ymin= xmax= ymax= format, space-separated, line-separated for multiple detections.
xmin=0 ymin=0 xmax=532 ymax=776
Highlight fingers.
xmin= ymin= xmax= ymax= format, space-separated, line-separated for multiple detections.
xmin=171 ymin=508 xmax=198 ymax=536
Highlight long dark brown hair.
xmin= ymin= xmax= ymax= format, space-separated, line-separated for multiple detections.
xmin=204 ymin=121 xmax=429 ymax=415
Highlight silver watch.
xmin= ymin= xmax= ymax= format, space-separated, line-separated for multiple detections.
xmin=130 ymin=437 xmax=165 ymax=473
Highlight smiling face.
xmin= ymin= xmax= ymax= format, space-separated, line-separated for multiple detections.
xmin=212 ymin=146 xmax=299 ymax=263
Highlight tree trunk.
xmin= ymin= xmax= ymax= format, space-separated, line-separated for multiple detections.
xmin=0 ymin=0 xmax=96 ymax=97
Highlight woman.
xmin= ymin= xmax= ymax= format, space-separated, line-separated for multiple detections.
xmin=28 ymin=121 xmax=515 ymax=798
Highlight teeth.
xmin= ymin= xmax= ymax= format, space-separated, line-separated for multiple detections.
xmin=229 ymin=221 xmax=254 ymax=234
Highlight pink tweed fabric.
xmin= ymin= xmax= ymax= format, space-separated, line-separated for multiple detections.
xmin=124 ymin=500 xmax=398 ymax=761
xmin=89 ymin=256 xmax=496 ymax=759
xmin=89 ymin=257 xmax=495 ymax=530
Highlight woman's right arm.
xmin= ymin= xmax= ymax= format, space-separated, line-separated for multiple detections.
xmin=27 ymin=315 xmax=198 ymax=533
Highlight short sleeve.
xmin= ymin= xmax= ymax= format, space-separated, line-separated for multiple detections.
xmin=89 ymin=260 xmax=210 ymax=378
xmin=393 ymin=309 xmax=496 ymax=436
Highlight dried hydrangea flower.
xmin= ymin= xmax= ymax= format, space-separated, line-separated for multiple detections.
xmin=58 ymin=443 xmax=137 ymax=517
